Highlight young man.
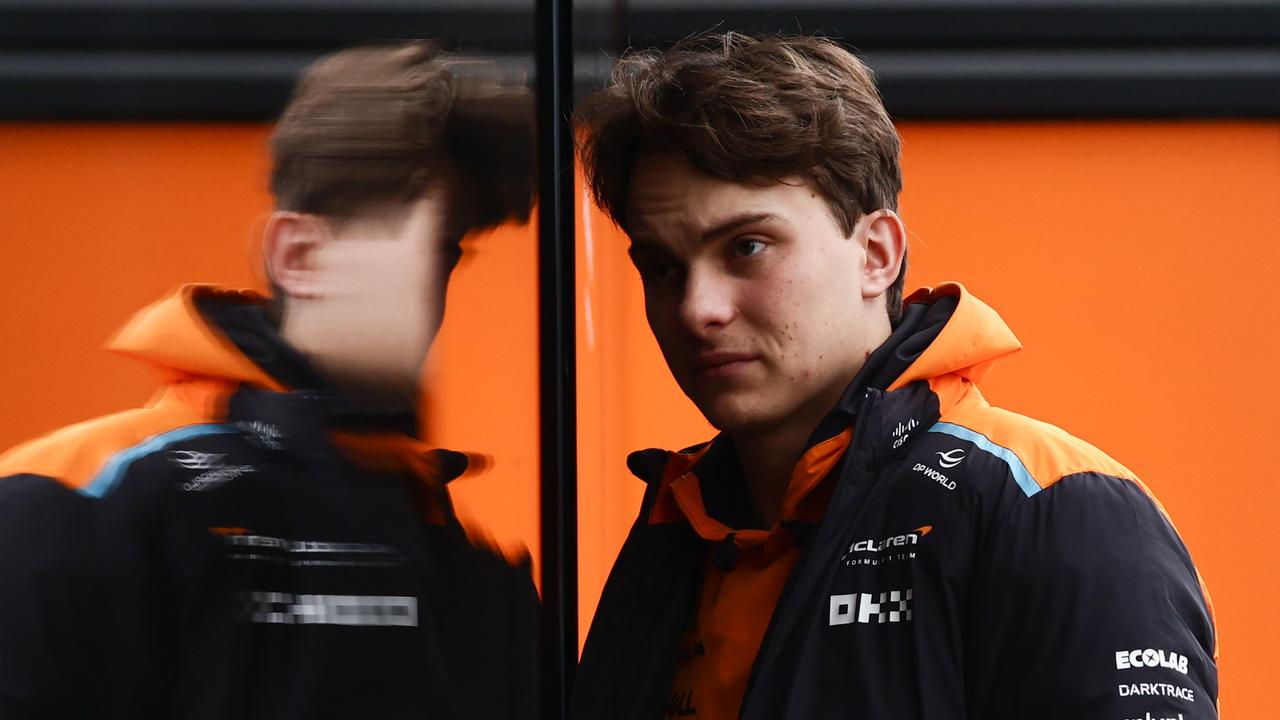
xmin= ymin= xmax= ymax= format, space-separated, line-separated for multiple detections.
xmin=0 ymin=42 xmax=537 ymax=719
xmin=572 ymin=34 xmax=1217 ymax=719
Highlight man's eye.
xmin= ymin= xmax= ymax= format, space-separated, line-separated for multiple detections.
xmin=634 ymin=258 xmax=681 ymax=284
xmin=730 ymin=238 xmax=767 ymax=258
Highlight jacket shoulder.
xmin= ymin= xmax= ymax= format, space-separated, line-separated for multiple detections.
xmin=934 ymin=391 xmax=1137 ymax=497
xmin=0 ymin=385 xmax=228 ymax=493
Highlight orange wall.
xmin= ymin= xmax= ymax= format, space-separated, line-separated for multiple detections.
xmin=1 ymin=121 xmax=1277 ymax=715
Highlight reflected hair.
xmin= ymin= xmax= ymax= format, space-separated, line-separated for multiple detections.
xmin=271 ymin=40 xmax=536 ymax=232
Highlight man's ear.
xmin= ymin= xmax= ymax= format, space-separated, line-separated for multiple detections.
xmin=858 ymin=209 xmax=907 ymax=300
xmin=263 ymin=211 xmax=331 ymax=300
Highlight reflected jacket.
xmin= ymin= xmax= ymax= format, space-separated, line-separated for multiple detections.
xmin=0 ymin=285 xmax=538 ymax=719
xmin=571 ymin=283 xmax=1218 ymax=720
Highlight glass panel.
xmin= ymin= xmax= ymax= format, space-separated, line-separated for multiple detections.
xmin=0 ymin=1 xmax=542 ymax=716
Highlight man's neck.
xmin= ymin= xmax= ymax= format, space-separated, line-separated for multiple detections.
xmin=279 ymin=307 xmax=418 ymax=415
xmin=729 ymin=324 xmax=895 ymax=528
xmin=732 ymin=420 xmax=817 ymax=529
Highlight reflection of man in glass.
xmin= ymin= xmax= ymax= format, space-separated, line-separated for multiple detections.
xmin=0 ymin=42 xmax=537 ymax=718
xmin=573 ymin=33 xmax=1217 ymax=719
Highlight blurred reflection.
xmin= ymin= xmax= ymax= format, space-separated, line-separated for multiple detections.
xmin=0 ymin=41 xmax=538 ymax=719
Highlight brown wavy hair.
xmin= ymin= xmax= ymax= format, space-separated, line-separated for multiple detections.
xmin=271 ymin=40 xmax=536 ymax=233
xmin=577 ymin=33 xmax=907 ymax=325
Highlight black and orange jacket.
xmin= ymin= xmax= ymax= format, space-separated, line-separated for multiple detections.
xmin=0 ymin=285 xmax=537 ymax=720
xmin=571 ymin=283 xmax=1218 ymax=720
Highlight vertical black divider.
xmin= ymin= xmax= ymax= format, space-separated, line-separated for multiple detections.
xmin=535 ymin=0 xmax=578 ymax=715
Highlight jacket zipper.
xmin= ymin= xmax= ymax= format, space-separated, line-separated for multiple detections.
xmin=737 ymin=387 xmax=879 ymax=717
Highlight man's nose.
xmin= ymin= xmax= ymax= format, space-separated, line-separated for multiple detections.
xmin=677 ymin=267 xmax=735 ymax=337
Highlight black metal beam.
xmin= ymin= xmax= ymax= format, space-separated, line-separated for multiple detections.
xmin=621 ymin=3 xmax=1280 ymax=48
xmin=872 ymin=48 xmax=1280 ymax=119
xmin=2 ymin=47 xmax=1277 ymax=122
xmin=0 ymin=51 xmax=307 ymax=121
xmin=3 ymin=2 xmax=1275 ymax=50
xmin=0 ymin=5 xmax=534 ymax=51
xmin=2 ymin=3 xmax=1279 ymax=121
xmin=535 ymin=0 xmax=578 ymax=715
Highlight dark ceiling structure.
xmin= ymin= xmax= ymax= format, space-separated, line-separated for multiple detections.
xmin=1 ymin=0 xmax=1277 ymax=120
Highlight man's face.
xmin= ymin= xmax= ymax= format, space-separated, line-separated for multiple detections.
xmin=625 ymin=152 xmax=886 ymax=437
xmin=303 ymin=181 xmax=464 ymax=404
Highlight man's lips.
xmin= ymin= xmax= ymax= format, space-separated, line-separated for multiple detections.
xmin=691 ymin=352 xmax=759 ymax=376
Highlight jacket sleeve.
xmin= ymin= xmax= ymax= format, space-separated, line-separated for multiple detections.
xmin=968 ymin=471 xmax=1218 ymax=720
xmin=0 ymin=474 xmax=113 ymax=719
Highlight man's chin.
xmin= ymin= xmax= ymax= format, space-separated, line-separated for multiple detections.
xmin=692 ymin=395 xmax=780 ymax=436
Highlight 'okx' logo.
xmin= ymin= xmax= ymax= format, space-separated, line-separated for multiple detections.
xmin=829 ymin=588 xmax=913 ymax=626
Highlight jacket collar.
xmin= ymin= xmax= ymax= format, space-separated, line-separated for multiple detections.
xmin=109 ymin=284 xmax=465 ymax=487
xmin=890 ymin=282 xmax=1022 ymax=391
xmin=109 ymin=284 xmax=283 ymax=390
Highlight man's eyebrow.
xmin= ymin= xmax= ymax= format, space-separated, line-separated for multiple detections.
xmin=626 ymin=211 xmax=781 ymax=258
xmin=700 ymin=212 xmax=779 ymax=242
xmin=626 ymin=239 xmax=671 ymax=260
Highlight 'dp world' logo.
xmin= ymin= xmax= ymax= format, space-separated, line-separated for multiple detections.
xmin=935 ymin=448 xmax=966 ymax=468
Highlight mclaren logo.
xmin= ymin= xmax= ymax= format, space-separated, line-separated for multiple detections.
xmin=935 ymin=448 xmax=966 ymax=469
xmin=842 ymin=525 xmax=933 ymax=567
xmin=847 ymin=525 xmax=933 ymax=554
